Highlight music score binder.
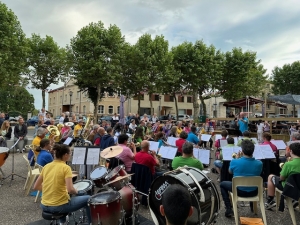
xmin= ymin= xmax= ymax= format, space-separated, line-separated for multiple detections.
xmin=72 ymin=146 xmax=101 ymax=165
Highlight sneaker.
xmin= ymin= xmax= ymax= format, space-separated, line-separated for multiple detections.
xmin=292 ymin=200 xmax=299 ymax=209
xmin=265 ymin=200 xmax=276 ymax=210
xmin=225 ymin=208 xmax=233 ymax=217
xmin=217 ymin=177 xmax=220 ymax=182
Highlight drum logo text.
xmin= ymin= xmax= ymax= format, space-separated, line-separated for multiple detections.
xmin=155 ymin=181 xmax=169 ymax=200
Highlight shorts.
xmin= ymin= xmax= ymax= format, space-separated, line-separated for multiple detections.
xmin=214 ymin=160 xmax=223 ymax=168
xmin=271 ymin=175 xmax=283 ymax=191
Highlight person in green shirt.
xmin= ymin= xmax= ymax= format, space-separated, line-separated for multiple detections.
xmin=265 ymin=142 xmax=300 ymax=210
xmin=172 ymin=142 xmax=203 ymax=170
xmin=236 ymin=131 xmax=255 ymax=146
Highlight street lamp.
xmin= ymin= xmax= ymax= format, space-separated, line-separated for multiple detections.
xmin=77 ymin=90 xmax=81 ymax=114
xmin=69 ymin=90 xmax=73 ymax=113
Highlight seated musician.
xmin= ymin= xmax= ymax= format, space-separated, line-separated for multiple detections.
xmin=236 ymin=131 xmax=254 ymax=146
xmin=100 ymin=127 xmax=115 ymax=149
xmin=93 ymin=127 xmax=105 ymax=147
xmin=160 ymin=184 xmax=193 ymax=225
xmin=135 ymin=140 xmax=162 ymax=177
xmin=186 ymin=126 xmax=200 ymax=145
xmin=60 ymin=122 xmax=73 ymax=143
xmin=213 ymin=137 xmax=235 ymax=179
xmin=215 ymin=130 xmax=228 ymax=149
xmin=34 ymin=144 xmax=91 ymax=224
xmin=155 ymin=132 xmax=165 ymax=149
xmin=172 ymin=142 xmax=203 ymax=171
xmin=260 ymin=132 xmax=278 ymax=155
xmin=36 ymin=139 xmax=53 ymax=167
xmin=73 ymin=119 xmax=84 ymax=139
xmin=87 ymin=124 xmax=100 ymax=144
xmin=285 ymin=133 xmax=300 ymax=158
xmin=265 ymin=142 xmax=300 ymax=210
xmin=28 ymin=127 xmax=47 ymax=165
xmin=116 ymin=134 xmax=136 ymax=173
xmin=220 ymin=140 xmax=263 ymax=217
xmin=175 ymin=131 xmax=188 ymax=155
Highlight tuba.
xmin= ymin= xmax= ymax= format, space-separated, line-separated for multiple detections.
xmin=47 ymin=125 xmax=61 ymax=143
xmin=82 ymin=115 xmax=94 ymax=139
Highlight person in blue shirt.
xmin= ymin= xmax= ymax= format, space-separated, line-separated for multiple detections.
xmin=220 ymin=140 xmax=262 ymax=218
xmin=186 ymin=126 xmax=200 ymax=145
xmin=238 ymin=112 xmax=249 ymax=134
xmin=36 ymin=139 xmax=53 ymax=167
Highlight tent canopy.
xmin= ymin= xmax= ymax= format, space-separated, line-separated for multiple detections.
xmin=223 ymin=97 xmax=264 ymax=108
xmin=268 ymin=94 xmax=300 ymax=105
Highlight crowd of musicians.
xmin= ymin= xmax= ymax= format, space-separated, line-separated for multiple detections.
xmin=1 ymin=110 xmax=300 ymax=225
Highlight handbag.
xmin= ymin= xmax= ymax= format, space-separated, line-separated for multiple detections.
xmin=240 ymin=217 xmax=264 ymax=225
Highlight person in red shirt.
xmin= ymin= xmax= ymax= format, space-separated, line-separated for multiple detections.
xmin=175 ymin=131 xmax=188 ymax=155
xmin=135 ymin=140 xmax=159 ymax=175
xmin=260 ymin=132 xmax=278 ymax=155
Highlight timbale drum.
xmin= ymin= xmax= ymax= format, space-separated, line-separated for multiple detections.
xmin=148 ymin=167 xmax=220 ymax=225
xmin=105 ymin=165 xmax=128 ymax=190
xmin=90 ymin=166 xmax=108 ymax=188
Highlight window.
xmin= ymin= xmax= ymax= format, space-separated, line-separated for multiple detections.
xmin=187 ymin=96 xmax=192 ymax=103
xmin=65 ymin=94 xmax=67 ymax=102
xmin=53 ymin=109 xmax=55 ymax=116
xmin=169 ymin=96 xmax=174 ymax=102
xmin=164 ymin=95 xmax=174 ymax=102
xmin=117 ymin=106 xmax=120 ymax=114
xmin=98 ymin=105 xmax=104 ymax=114
xmin=178 ymin=96 xmax=184 ymax=102
xmin=83 ymin=105 xmax=86 ymax=114
xmin=108 ymin=106 xmax=113 ymax=114
xmin=154 ymin=95 xmax=160 ymax=101
xmin=76 ymin=106 xmax=78 ymax=113
xmin=60 ymin=96 xmax=62 ymax=103
xmin=267 ymin=104 xmax=270 ymax=109
xmin=77 ymin=91 xmax=80 ymax=98
xmin=49 ymin=98 xmax=51 ymax=105
xmin=53 ymin=97 xmax=55 ymax=104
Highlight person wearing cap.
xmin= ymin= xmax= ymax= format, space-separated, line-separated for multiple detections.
xmin=73 ymin=119 xmax=84 ymax=138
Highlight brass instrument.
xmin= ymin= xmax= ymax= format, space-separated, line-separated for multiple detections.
xmin=82 ymin=115 xmax=94 ymax=139
xmin=280 ymin=157 xmax=292 ymax=169
xmin=47 ymin=125 xmax=61 ymax=143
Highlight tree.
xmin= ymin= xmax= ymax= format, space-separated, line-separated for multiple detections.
xmin=70 ymin=21 xmax=125 ymax=120
xmin=26 ymin=34 xmax=66 ymax=108
xmin=0 ymin=2 xmax=27 ymax=87
xmin=271 ymin=61 xmax=300 ymax=94
xmin=0 ymin=86 xmax=34 ymax=116
xmin=219 ymin=47 xmax=267 ymax=101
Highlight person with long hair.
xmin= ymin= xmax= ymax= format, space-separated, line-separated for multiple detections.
xmin=0 ymin=120 xmax=12 ymax=140
xmin=36 ymin=139 xmax=53 ymax=166
xmin=134 ymin=127 xmax=144 ymax=144
xmin=34 ymin=144 xmax=91 ymax=224
xmin=168 ymin=126 xmax=178 ymax=137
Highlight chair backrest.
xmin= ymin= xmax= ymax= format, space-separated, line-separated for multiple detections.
xmin=282 ymin=173 xmax=300 ymax=201
xmin=35 ymin=163 xmax=43 ymax=172
xmin=232 ymin=176 xmax=263 ymax=200
xmin=130 ymin=163 xmax=154 ymax=193
xmin=23 ymin=154 xmax=33 ymax=176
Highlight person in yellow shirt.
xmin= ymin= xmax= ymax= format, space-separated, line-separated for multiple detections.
xmin=176 ymin=121 xmax=183 ymax=135
xmin=73 ymin=119 xmax=84 ymax=138
xmin=31 ymin=127 xmax=47 ymax=156
xmin=34 ymin=144 xmax=91 ymax=224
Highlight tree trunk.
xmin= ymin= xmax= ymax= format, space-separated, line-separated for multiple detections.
xmin=137 ymin=94 xmax=141 ymax=115
xmin=150 ymin=95 xmax=153 ymax=116
xmin=94 ymin=84 xmax=101 ymax=123
xmin=174 ymin=93 xmax=178 ymax=120
xmin=193 ymin=92 xmax=199 ymax=119
xmin=199 ymin=95 xmax=207 ymax=117
xmin=42 ymin=90 xmax=46 ymax=109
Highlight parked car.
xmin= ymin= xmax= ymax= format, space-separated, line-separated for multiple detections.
xmin=27 ymin=116 xmax=39 ymax=126
xmin=159 ymin=115 xmax=176 ymax=120
xmin=177 ymin=114 xmax=190 ymax=121
xmin=98 ymin=116 xmax=112 ymax=124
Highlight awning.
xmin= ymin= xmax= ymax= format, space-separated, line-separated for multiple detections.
xmin=268 ymin=94 xmax=300 ymax=105
xmin=223 ymin=97 xmax=264 ymax=108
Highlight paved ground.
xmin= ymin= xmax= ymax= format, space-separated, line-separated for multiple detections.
xmin=0 ymin=132 xmax=299 ymax=224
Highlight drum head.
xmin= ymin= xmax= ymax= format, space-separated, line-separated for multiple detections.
xmin=90 ymin=167 xmax=107 ymax=179
xmin=106 ymin=165 xmax=121 ymax=180
xmin=89 ymin=191 xmax=120 ymax=205
xmin=0 ymin=147 xmax=9 ymax=153
xmin=73 ymin=180 xmax=92 ymax=191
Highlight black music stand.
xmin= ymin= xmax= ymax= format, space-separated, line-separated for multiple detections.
xmin=2 ymin=138 xmax=26 ymax=186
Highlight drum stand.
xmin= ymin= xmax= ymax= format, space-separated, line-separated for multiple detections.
xmin=2 ymin=138 xmax=26 ymax=187
xmin=129 ymin=185 xmax=141 ymax=225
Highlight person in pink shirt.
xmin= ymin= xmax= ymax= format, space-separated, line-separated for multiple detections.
xmin=260 ymin=132 xmax=278 ymax=156
xmin=215 ymin=130 xmax=228 ymax=149
xmin=116 ymin=134 xmax=136 ymax=172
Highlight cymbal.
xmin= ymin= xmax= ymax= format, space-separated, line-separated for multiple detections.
xmin=104 ymin=174 xmax=134 ymax=186
xmin=100 ymin=146 xmax=123 ymax=159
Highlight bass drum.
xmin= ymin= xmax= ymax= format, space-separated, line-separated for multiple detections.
xmin=148 ymin=167 xmax=220 ymax=225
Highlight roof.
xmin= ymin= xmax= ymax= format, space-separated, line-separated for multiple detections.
xmin=223 ymin=97 xmax=264 ymax=108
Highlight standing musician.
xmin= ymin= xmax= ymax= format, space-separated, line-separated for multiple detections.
xmin=34 ymin=144 xmax=92 ymax=224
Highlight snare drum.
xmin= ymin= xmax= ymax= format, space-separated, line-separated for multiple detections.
xmin=105 ymin=165 xmax=128 ymax=190
xmin=118 ymin=184 xmax=139 ymax=217
xmin=90 ymin=166 xmax=108 ymax=188
xmin=89 ymin=191 xmax=122 ymax=225
xmin=73 ymin=180 xmax=94 ymax=195
xmin=148 ymin=167 xmax=220 ymax=225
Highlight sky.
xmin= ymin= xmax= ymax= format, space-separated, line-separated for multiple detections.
xmin=2 ymin=0 xmax=300 ymax=109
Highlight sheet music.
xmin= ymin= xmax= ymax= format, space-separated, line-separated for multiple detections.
xmin=220 ymin=140 xmax=228 ymax=147
xmin=251 ymin=138 xmax=258 ymax=144
xmin=253 ymin=145 xmax=264 ymax=160
xmin=193 ymin=148 xmax=210 ymax=165
xmin=201 ymin=134 xmax=211 ymax=142
xmin=270 ymin=140 xmax=286 ymax=149
xmin=159 ymin=146 xmax=177 ymax=159
xmin=167 ymin=137 xmax=179 ymax=146
xmin=149 ymin=141 xmax=159 ymax=153
xmin=72 ymin=147 xmax=86 ymax=164
xmin=259 ymin=145 xmax=275 ymax=159
xmin=63 ymin=137 xmax=73 ymax=145
xmin=215 ymin=134 xmax=222 ymax=141
xmin=234 ymin=137 xmax=238 ymax=145
xmin=221 ymin=146 xmax=241 ymax=160
xmin=86 ymin=148 xmax=100 ymax=165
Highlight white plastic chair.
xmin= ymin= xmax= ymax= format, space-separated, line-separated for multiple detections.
xmin=23 ymin=155 xmax=40 ymax=196
xmin=230 ymin=176 xmax=267 ymax=225
xmin=275 ymin=188 xmax=300 ymax=225
xmin=34 ymin=163 xmax=43 ymax=202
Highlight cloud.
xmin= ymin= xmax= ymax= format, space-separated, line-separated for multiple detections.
xmin=2 ymin=0 xmax=300 ymax=108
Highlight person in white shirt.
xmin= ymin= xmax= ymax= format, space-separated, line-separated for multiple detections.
xmin=151 ymin=113 xmax=158 ymax=123
xmin=59 ymin=113 xmax=65 ymax=124
xmin=38 ymin=108 xmax=46 ymax=122
xmin=129 ymin=119 xmax=137 ymax=133
xmin=256 ymin=119 xmax=264 ymax=142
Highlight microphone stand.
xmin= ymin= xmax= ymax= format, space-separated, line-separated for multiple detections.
xmin=2 ymin=138 xmax=26 ymax=186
